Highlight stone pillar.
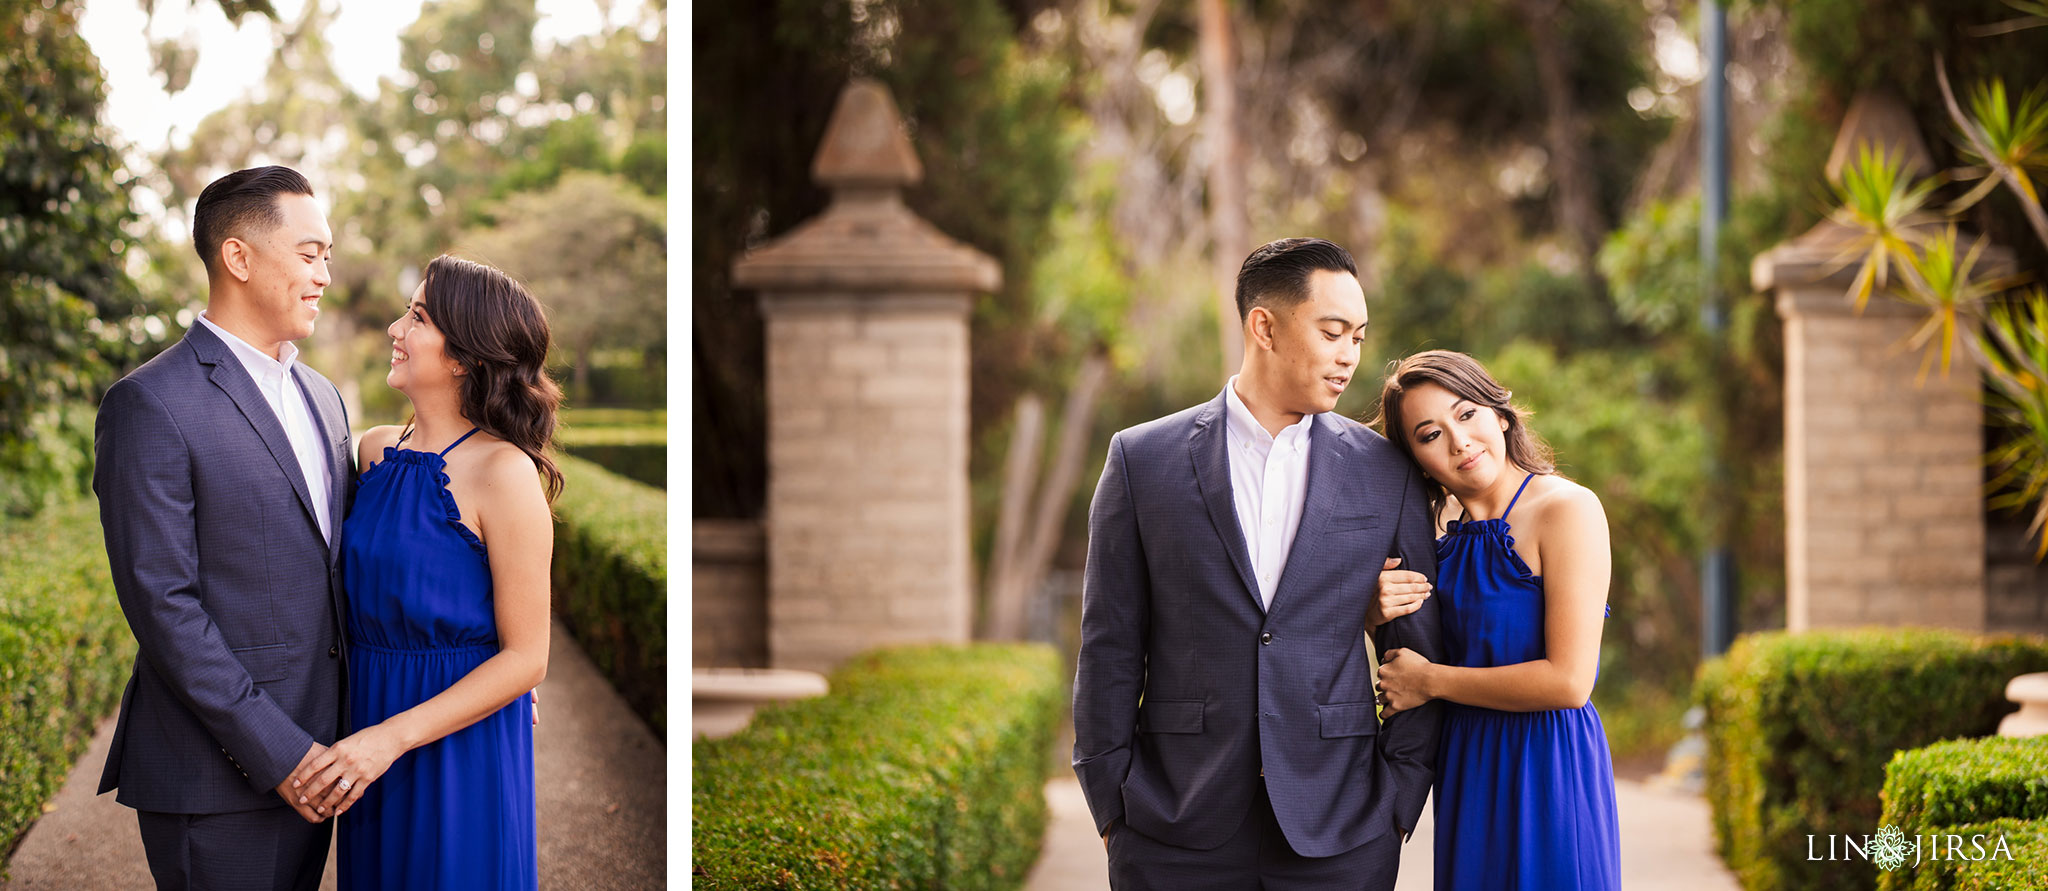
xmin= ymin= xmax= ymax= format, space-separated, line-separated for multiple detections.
xmin=1751 ymin=93 xmax=2009 ymax=631
xmin=732 ymin=79 xmax=999 ymax=673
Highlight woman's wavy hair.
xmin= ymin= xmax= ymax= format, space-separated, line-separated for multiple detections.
xmin=1366 ymin=349 xmax=1554 ymax=529
xmin=418 ymin=254 xmax=565 ymax=503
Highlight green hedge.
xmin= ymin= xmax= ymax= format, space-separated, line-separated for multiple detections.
xmin=1695 ymin=629 xmax=2048 ymax=891
xmin=551 ymin=453 xmax=666 ymax=738
xmin=0 ymin=496 xmax=134 ymax=864
xmin=1878 ymin=737 xmax=2048 ymax=890
xmin=693 ymin=644 xmax=1063 ymax=889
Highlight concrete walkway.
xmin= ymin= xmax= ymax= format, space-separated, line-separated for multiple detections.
xmin=1023 ymin=775 xmax=1738 ymax=890
xmin=1 ymin=620 xmax=664 ymax=890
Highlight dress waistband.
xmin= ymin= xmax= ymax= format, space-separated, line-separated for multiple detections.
xmin=349 ymin=640 xmax=499 ymax=657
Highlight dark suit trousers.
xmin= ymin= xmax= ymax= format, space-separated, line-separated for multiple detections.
xmin=137 ymin=807 xmax=329 ymax=891
xmin=1106 ymin=777 xmax=1401 ymax=890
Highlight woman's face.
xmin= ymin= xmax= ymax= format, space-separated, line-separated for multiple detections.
xmin=386 ymin=282 xmax=458 ymax=395
xmin=1398 ymin=380 xmax=1513 ymax=496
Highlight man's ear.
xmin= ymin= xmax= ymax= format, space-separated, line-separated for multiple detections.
xmin=1247 ymin=305 xmax=1276 ymax=351
xmin=220 ymin=236 xmax=254 ymax=283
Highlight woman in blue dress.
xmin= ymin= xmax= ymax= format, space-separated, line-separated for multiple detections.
xmin=1366 ymin=349 xmax=1621 ymax=890
xmin=288 ymin=255 xmax=563 ymax=890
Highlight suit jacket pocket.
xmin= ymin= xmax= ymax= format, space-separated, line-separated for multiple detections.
xmin=232 ymin=644 xmax=292 ymax=684
xmin=1317 ymin=702 xmax=1380 ymax=738
xmin=1137 ymin=698 xmax=1204 ymax=734
xmin=1327 ymin=513 xmax=1380 ymax=533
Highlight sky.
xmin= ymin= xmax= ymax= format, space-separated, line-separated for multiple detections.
xmin=79 ymin=0 xmax=646 ymax=156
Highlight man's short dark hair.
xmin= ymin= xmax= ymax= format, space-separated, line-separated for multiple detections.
xmin=1234 ymin=237 xmax=1359 ymax=320
xmin=192 ymin=166 xmax=315 ymax=275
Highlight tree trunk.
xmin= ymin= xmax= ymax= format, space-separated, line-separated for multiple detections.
xmin=1521 ymin=0 xmax=1606 ymax=268
xmin=982 ymin=394 xmax=1045 ymax=638
xmin=1200 ymin=0 xmax=1247 ymax=380
xmin=982 ymin=354 xmax=1111 ymax=640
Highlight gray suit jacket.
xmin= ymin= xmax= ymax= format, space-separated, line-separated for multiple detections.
xmin=93 ymin=321 xmax=354 ymax=814
xmin=1072 ymin=392 xmax=1445 ymax=857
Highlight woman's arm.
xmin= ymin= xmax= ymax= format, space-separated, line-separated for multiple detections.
xmin=292 ymin=446 xmax=553 ymax=815
xmin=1379 ymin=486 xmax=1611 ymax=713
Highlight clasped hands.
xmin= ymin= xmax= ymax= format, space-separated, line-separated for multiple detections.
xmin=274 ymin=726 xmax=405 ymax=823
xmin=1371 ymin=557 xmax=1437 ymax=717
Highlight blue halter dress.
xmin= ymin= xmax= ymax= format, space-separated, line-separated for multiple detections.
xmin=1431 ymin=473 xmax=1620 ymax=890
xmin=337 ymin=427 xmax=537 ymax=890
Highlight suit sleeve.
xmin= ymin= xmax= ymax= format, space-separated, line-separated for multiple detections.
xmin=1373 ymin=461 xmax=1446 ymax=836
xmin=94 ymin=377 xmax=315 ymax=793
xmin=1070 ymin=433 xmax=1149 ymax=836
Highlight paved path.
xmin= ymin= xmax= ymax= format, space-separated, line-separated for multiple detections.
xmin=1 ymin=620 xmax=664 ymax=890
xmin=1023 ymin=775 xmax=1738 ymax=890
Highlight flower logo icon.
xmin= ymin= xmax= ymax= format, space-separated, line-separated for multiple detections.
xmin=1870 ymin=824 xmax=1912 ymax=871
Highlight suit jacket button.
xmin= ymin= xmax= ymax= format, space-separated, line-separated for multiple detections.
xmin=329 ymin=645 xmax=340 ymax=658
xmin=1260 ymin=632 xmax=1273 ymax=645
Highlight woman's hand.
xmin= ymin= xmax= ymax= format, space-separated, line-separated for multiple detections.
xmin=291 ymin=724 xmax=408 ymax=818
xmin=1376 ymin=647 xmax=1437 ymax=716
xmin=1367 ymin=557 xmax=1432 ymax=628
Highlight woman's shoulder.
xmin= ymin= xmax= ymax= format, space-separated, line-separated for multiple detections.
xmin=356 ymin=425 xmax=405 ymax=467
xmin=1519 ymin=475 xmax=1606 ymax=537
xmin=468 ymin=438 xmax=544 ymax=494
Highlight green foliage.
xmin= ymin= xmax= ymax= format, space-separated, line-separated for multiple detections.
xmin=0 ymin=495 xmax=136 ymax=862
xmin=460 ymin=170 xmax=666 ymax=374
xmin=1880 ymin=737 xmax=2048 ymax=891
xmin=1695 ymin=629 xmax=2048 ymax=891
xmin=1881 ymin=737 xmax=2048 ymax=836
xmin=1886 ymin=816 xmax=2048 ymax=891
xmin=1984 ymin=289 xmax=2048 ymax=557
xmin=550 ymin=454 xmax=666 ymax=737
xmin=692 ymin=643 xmax=1063 ymax=889
xmin=1828 ymin=145 xmax=1944 ymax=311
xmin=0 ymin=0 xmax=182 ymax=515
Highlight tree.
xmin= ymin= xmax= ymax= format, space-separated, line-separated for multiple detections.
xmin=0 ymin=0 xmax=193 ymax=515
xmin=458 ymin=170 xmax=666 ymax=398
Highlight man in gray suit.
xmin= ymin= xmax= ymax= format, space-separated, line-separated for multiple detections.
xmin=1073 ymin=237 xmax=1445 ymax=889
xmin=94 ymin=165 xmax=353 ymax=890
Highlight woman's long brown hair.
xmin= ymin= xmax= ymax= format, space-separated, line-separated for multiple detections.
xmin=419 ymin=254 xmax=566 ymax=503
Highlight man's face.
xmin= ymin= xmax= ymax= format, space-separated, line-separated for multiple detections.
xmin=1260 ymin=268 xmax=1368 ymax=416
xmin=234 ymin=193 xmax=333 ymax=348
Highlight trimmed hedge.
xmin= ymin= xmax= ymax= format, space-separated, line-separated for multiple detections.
xmin=551 ymin=453 xmax=666 ymax=738
xmin=1879 ymin=737 xmax=2048 ymax=891
xmin=1695 ymin=629 xmax=2048 ymax=891
xmin=0 ymin=496 xmax=134 ymax=864
xmin=693 ymin=644 xmax=1063 ymax=889
xmin=1890 ymin=817 xmax=2048 ymax=891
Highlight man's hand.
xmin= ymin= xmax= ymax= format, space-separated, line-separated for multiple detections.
xmin=1101 ymin=818 xmax=1117 ymax=850
xmin=1368 ymin=557 xmax=1432 ymax=628
xmin=275 ymin=743 xmax=329 ymax=823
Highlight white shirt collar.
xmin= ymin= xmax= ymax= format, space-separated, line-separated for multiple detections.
xmin=198 ymin=311 xmax=299 ymax=377
xmin=1223 ymin=374 xmax=1314 ymax=451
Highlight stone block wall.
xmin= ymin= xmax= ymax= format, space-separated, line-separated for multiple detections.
xmin=693 ymin=519 xmax=768 ymax=667
xmin=761 ymin=294 xmax=973 ymax=672
xmin=1779 ymin=291 xmax=1985 ymax=630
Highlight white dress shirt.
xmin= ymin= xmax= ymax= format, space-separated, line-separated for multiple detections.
xmin=1223 ymin=375 xmax=1315 ymax=610
xmin=198 ymin=312 xmax=334 ymax=543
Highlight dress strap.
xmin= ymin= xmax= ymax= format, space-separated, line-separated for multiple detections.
xmin=395 ymin=426 xmax=414 ymax=447
xmin=1501 ymin=472 xmax=1538 ymax=520
xmin=438 ymin=426 xmax=483 ymax=457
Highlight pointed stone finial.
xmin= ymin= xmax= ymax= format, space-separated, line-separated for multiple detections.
xmin=1825 ymin=91 xmax=1935 ymax=184
xmin=812 ymin=78 xmax=924 ymax=190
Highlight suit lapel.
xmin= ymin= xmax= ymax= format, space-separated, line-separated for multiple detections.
xmin=291 ymin=365 xmax=348 ymax=563
xmin=1190 ymin=394 xmax=1264 ymax=613
xmin=1267 ymin=415 xmax=1351 ymax=616
xmin=189 ymin=324 xmax=322 ymax=541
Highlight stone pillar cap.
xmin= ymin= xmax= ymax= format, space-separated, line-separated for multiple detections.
xmin=732 ymin=79 xmax=1001 ymax=294
xmin=1825 ymin=91 xmax=1936 ymax=184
